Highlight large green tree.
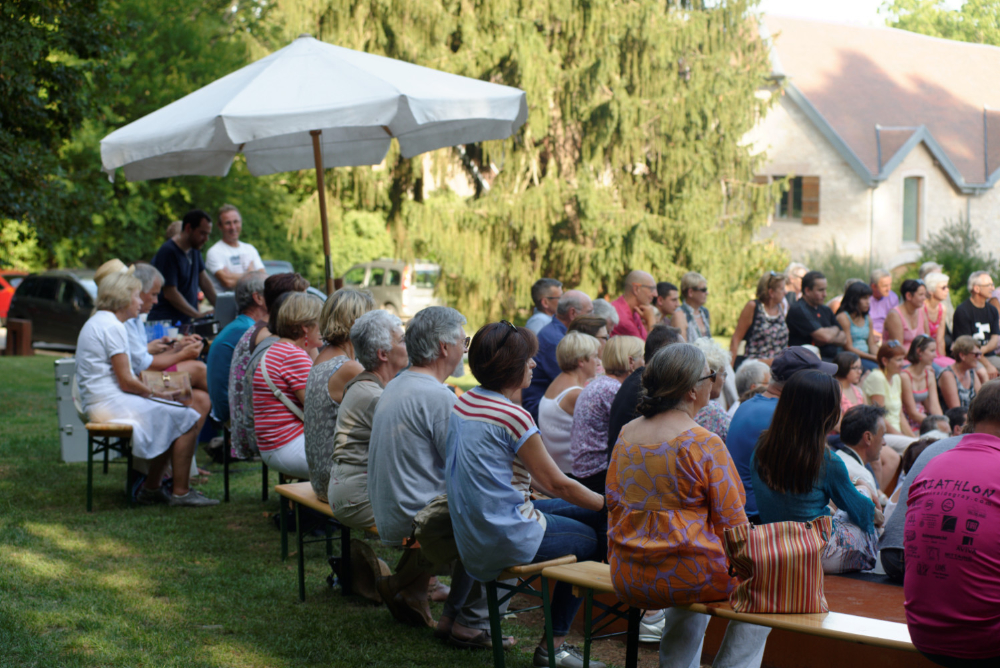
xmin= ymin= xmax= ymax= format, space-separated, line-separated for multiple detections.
xmin=886 ymin=0 xmax=1000 ymax=44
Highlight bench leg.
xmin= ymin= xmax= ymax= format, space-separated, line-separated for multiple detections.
xmin=340 ymin=526 xmax=352 ymax=596
xmin=541 ymin=576 xmax=556 ymax=668
xmin=261 ymin=460 xmax=269 ymax=502
xmin=280 ymin=493 xmax=288 ymax=561
xmin=486 ymin=580 xmax=506 ymax=668
xmin=625 ymin=606 xmax=641 ymax=668
xmin=125 ymin=440 xmax=134 ymax=508
xmin=223 ymin=428 xmax=230 ymax=503
xmin=296 ymin=502 xmax=306 ymax=602
xmin=582 ymin=589 xmax=593 ymax=668
xmin=87 ymin=434 xmax=95 ymax=512
xmin=103 ymin=436 xmax=110 ymax=474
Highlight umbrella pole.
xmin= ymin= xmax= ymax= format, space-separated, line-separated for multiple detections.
xmin=310 ymin=129 xmax=335 ymax=296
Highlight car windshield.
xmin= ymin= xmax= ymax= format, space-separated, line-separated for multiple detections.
xmin=8 ymin=277 xmax=24 ymax=288
xmin=79 ymin=279 xmax=98 ymax=299
xmin=413 ymin=268 xmax=440 ymax=289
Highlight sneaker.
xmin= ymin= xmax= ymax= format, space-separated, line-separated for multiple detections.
xmin=169 ymin=489 xmax=220 ymax=507
xmin=638 ymin=609 xmax=665 ymax=643
xmin=533 ymin=643 xmax=605 ymax=668
xmin=136 ymin=485 xmax=171 ymax=505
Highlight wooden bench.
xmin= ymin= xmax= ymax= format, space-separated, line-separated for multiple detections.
xmin=274 ymin=481 xmax=376 ymax=601
xmin=541 ymin=561 xmax=917 ymax=668
xmin=85 ymin=422 xmax=134 ymax=512
xmin=485 ymin=556 xmax=578 ymax=668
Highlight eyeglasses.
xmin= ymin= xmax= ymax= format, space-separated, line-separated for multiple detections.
xmin=969 ymin=351 xmax=983 ymax=358
xmin=633 ymin=283 xmax=656 ymax=291
xmin=596 ymin=335 xmax=609 ymax=341
xmin=699 ymin=370 xmax=717 ymax=383
xmin=463 ymin=336 xmax=471 ymax=350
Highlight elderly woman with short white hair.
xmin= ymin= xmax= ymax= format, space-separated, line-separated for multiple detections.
xmin=75 ymin=270 xmax=215 ymax=506
xmin=693 ymin=338 xmax=732 ymax=441
xmin=328 ymin=309 xmax=408 ymax=530
xmin=591 ymin=298 xmax=620 ymax=334
xmin=538 ymin=331 xmax=601 ymax=474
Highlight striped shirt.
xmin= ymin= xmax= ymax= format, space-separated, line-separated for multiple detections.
xmin=252 ymin=341 xmax=311 ymax=451
xmin=446 ymin=387 xmax=547 ymax=582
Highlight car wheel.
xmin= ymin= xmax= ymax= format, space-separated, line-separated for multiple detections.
xmin=383 ymin=303 xmax=398 ymax=316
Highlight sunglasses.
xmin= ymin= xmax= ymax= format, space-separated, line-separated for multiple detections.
xmin=691 ymin=286 xmax=709 ymax=293
xmin=496 ymin=320 xmax=518 ymax=348
xmin=885 ymin=339 xmax=902 ymax=348
xmin=699 ymin=370 xmax=717 ymax=383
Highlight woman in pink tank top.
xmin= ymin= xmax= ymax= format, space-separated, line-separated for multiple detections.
xmin=882 ymin=279 xmax=928 ymax=351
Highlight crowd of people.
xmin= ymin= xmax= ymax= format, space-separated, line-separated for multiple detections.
xmin=73 ymin=222 xmax=1000 ymax=668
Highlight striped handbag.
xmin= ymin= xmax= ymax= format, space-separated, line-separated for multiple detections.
xmin=722 ymin=516 xmax=832 ymax=613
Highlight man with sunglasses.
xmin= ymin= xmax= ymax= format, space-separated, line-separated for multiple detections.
xmin=610 ymin=270 xmax=657 ymax=340
xmin=953 ymin=271 xmax=1000 ymax=377
xmin=785 ymin=270 xmax=847 ymax=362
xmin=525 ymin=278 xmax=563 ymax=335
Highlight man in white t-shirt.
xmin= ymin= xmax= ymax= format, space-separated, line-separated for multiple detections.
xmin=837 ymin=404 xmax=891 ymax=507
xmin=204 ymin=204 xmax=264 ymax=291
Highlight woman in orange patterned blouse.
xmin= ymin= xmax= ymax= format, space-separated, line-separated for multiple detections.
xmin=607 ymin=343 xmax=771 ymax=667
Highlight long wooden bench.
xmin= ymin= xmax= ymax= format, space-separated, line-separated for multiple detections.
xmin=274 ymin=481 xmax=376 ymax=602
xmin=541 ymin=561 xmax=917 ymax=668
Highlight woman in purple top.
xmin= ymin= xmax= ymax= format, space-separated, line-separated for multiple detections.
xmin=570 ymin=336 xmax=643 ymax=493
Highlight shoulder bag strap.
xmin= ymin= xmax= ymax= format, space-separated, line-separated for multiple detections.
xmin=259 ymin=350 xmax=304 ymax=421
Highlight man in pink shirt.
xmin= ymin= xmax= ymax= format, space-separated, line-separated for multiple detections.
xmin=904 ymin=380 xmax=1000 ymax=666
xmin=610 ymin=270 xmax=656 ymax=340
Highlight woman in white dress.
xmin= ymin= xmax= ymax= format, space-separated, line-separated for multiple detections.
xmin=75 ymin=270 xmax=216 ymax=506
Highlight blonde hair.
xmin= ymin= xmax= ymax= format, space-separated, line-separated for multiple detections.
xmin=680 ymin=271 xmax=707 ymax=299
xmin=320 ymin=288 xmax=375 ymax=346
xmin=924 ymin=271 xmax=949 ymax=294
xmin=94 ymin=259 xmax=127 ymax=288
xmin=756 ymin=271 xmax=785 ymax=302
xmin=556 ymin=331 xmax=600 ymax=372
xmin=602 ymin=336 xmax=644 ymax=376
xmin=693 ymin=337 xmax=728 ymax=372
xmin=275 ymin=292 xmax=323 ymax=340
xmin=96 ymin=269 xmax=141 ymax=311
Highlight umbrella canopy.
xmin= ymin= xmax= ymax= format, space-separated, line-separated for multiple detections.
xmin=101 ymin=34 xmax=528 ymax=181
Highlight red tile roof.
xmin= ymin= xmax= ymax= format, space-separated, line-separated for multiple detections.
xmin=765 ymin=15 xmax=1000 ymax=186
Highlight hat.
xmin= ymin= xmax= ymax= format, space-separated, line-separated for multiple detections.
xmin=770 ymin=346 xmax=837 ymax=382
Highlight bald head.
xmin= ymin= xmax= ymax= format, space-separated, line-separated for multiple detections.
xmin=556 ymin=290 xmax=593 ymax=325
xmin=623 ymin=270 xmax=656 ymax=307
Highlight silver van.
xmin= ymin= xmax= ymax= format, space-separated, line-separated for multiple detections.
xmin=341 ymin=259 xmax=443 ymax=319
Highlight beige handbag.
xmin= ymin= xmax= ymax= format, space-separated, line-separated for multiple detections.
xmin=140 ymin=370 xmax=193 ymax=406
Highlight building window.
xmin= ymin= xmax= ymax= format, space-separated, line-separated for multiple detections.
xmin=774 ymin=176 xmax=803 ymax=220
xmin=903 ymin=176 xmax=922 ymax=243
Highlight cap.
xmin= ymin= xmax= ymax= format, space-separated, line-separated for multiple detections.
xmin=770 ymin=346 xmax=837 ymax=382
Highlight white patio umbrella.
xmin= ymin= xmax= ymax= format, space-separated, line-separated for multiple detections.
xmin=101 ymin=34 xmax=528 ymax=294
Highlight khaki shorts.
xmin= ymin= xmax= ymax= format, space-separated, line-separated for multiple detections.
xmin=328 ymin=461 xmax=375 ymax=531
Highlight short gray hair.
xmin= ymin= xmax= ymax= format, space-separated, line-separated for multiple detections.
xmin=919 ymin=261 xmax=943 ymax=279
xmin=870 ymin=268 xmax=890 ymax=284
xmin=235 ymin=271 xmax=266 ymax=313
xmin=592 ymin=298 xmax=619 ymax=327
xmin=556 ymin=291 xmax=589 ymax=318
xmin=693 ymin=337 xmax=728 ymax=373
xmin=969 ymin=270 xmax=992 ymax=292
xmin=133 ymin=263 xmax=164 ymax=293
xmin=531 ymin=278 xmax=562 ymax=308
xmin=405 ymin=306 xmax=466 ymax=367
xmin=735 ymin=359 xmax=770 ymax=397
xmin=785 ymin=262 xmax=808 ymax=279
xmin=352 ymin=309 xmax=403 ymax=372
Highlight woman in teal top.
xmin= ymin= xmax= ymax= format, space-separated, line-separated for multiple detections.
xmin=751 ymin=369 xmax=877 ymax=573
xmin=836 ymin=281 xmax=878 ymax=372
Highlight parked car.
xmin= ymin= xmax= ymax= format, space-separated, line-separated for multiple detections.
xmin=0 ymin=270 xmax=28 ymax=323
xmin=7 ymin=270 xmax=98 ymax=349
xmin=341 ymin=259 xmax=442 ymax=319
xmin=262 ymin=260 xmax=294 ymax=275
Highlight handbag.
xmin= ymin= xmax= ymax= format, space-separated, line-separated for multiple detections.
xmin=722 ymin=515 xmax=832 ymax=613
xmin=140 ymin=370 xmax=193 ymax=406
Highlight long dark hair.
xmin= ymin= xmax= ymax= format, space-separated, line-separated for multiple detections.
xmin=836 ymin=281 xmax=873 ymax=317
xmin=754 ymin=370 xmax=842 ymax=495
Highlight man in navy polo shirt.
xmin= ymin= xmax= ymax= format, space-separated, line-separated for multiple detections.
xmin=149 ymin=209 xmax=218 ymax=324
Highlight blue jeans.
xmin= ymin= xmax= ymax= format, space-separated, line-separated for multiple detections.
xmin=659 ymin=608 xmax=770 ymax=668
xmin=531 ymin=498 xmax=602 ymax=637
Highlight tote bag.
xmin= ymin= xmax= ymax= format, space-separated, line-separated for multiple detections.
xmin=722 ymin=515 xmax=832 ymax=613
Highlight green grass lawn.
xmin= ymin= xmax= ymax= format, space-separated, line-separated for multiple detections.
xmin=0 ymin=356 xmax=547 ymax=668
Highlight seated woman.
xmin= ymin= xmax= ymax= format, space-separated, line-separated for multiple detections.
xmin=538 ymin=331 xmax=601 ymax=474
xmin=447 ymin=322 xmax=606 ymax=668
xmin=728 ymin=270 xmax=789 ymax=366
xmin=251 ymin=292 xmax=322 ymax=479
xmin=304 ymin=288 xmax=374 ymax=501
xmin=751 ymin=369 xmax=879 ymax=573
xmin=693 ymin=337 xmax=732 ymax=441
xmin=75 ymin=270 xmax=215 ymax=506
xmin=608 ymin=343 xmax=769 ymax=667
xmin=835 ymin=281 xmax=879 ymax=372
xmin=727 ymin=359 xmax=770 ymax=417
xmin=569 ymin=335 xmax=644 ymax=494
xmin=835 ymin=351 xmax=867 ymax=415
xmin=328 ymin=309 xmax=407 ymax=529
xmin=938 ymin=335 xmax=982 ymax=411
xmin=568 ymin=314 xmax=610 ymax=374
xmin=862 ymin=341 xmax=917 ymax=453
xmin=228 ymin=272 xmax=308 ymax=457
xmin=671 ymin=271 xmax=712 ymax=342
xmin=900 ymin=335 xmax=942 ymax=433
xmin=882 ymin=279 xmax=929 ymax=352
xmin=922 ymin=272 xmax=954 ymax=368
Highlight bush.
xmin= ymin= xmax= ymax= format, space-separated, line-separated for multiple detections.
xmin=805 ymin=240 xmax=872 ymax=298
xmin=916 ymin=216 xmax=997 ymax=305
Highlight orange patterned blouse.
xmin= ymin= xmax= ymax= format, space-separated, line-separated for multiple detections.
xmin=607 ymin=426 xmax=748 ymax=609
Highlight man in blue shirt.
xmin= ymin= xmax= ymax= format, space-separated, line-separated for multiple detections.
xmin=521 ymin=290 xmax=593 ymax=421
xmin=149 ymin=209 xmax=217 ymax=324
xmin=205 ymin=271 xmax=267 ymax=423
xmin=525 ymin=278 xmax=563 ymax=334
xmin=726 ymin=346 xmax=836 ymax=522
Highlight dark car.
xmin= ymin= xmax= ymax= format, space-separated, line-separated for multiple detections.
xmin=7 ymin=270 xmax=98 ymax=349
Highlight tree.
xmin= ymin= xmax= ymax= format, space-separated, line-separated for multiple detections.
xmin=885 ymin=0 xmax=1000 ymax=45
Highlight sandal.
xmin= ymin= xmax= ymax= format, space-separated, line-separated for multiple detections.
xmin=449 ymin=629 xmax=516 ymax=650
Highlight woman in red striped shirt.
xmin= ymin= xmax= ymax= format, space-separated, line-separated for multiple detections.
xmin=252 ymin=292 xmax=323 ymax=478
